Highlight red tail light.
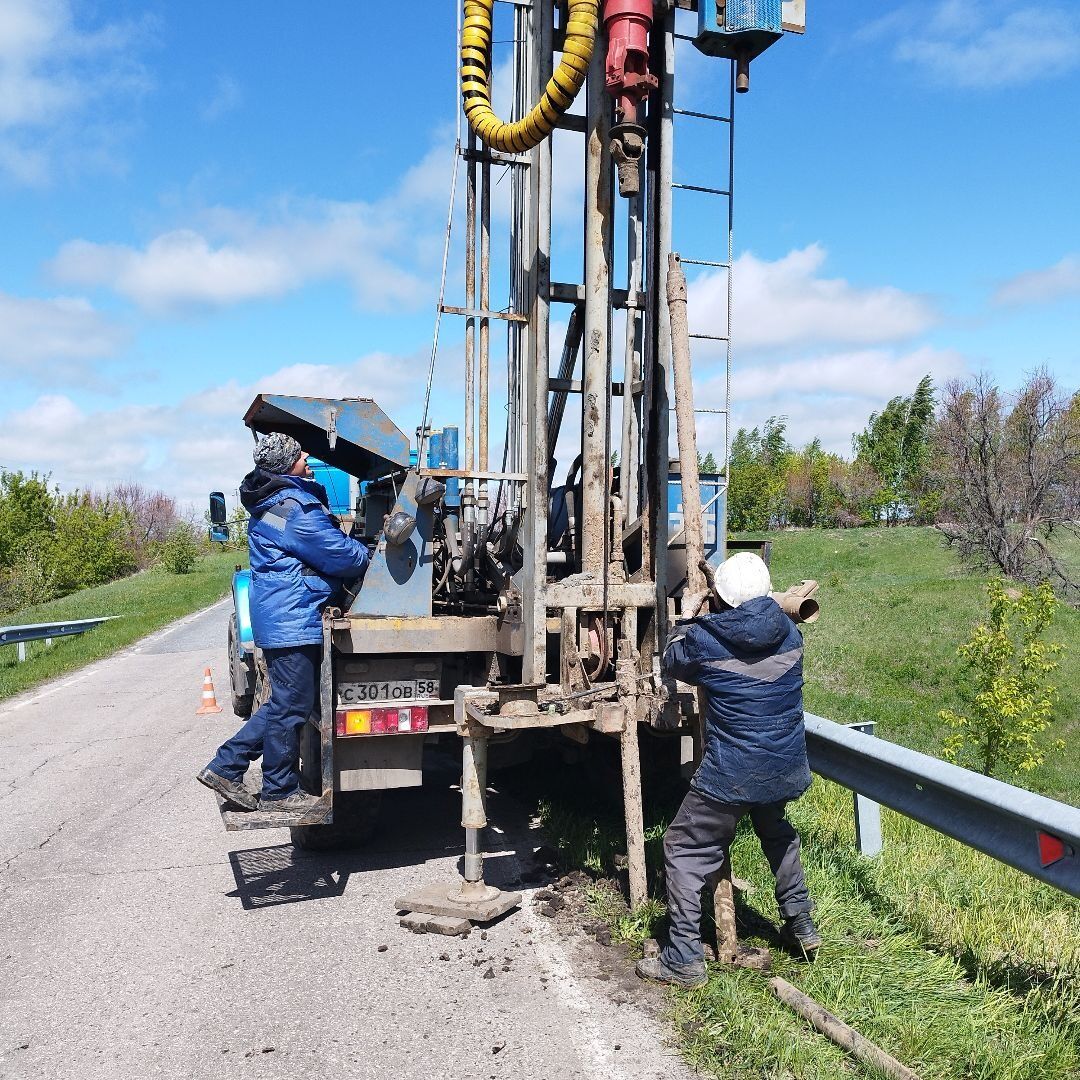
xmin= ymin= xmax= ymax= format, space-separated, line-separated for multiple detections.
xmin=335 ymin=705 xmax=429 ymax=737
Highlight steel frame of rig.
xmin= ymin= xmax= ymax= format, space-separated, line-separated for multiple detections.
xmin=216 ymin=1 xmax=802 ymax=925
xmin=415 ymin=0 xmax=801 ymax=914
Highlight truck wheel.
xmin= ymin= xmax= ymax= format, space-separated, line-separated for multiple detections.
xmin=228 ymin=619 xmax=254 ymax=718
xmin=289 ymin=792 xmax=383 ymax=851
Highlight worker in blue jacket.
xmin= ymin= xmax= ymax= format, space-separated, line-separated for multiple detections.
xmin=197 ymin=432 xmax=370 ymax=813
xmin=637 ymin=552 xmax=820 ymax=988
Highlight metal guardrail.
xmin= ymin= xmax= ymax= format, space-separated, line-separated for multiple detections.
xmin=0 ymin=617 xmax=118 ymax=662
xmin=804 ymin=713 xmax=1080 ymax=898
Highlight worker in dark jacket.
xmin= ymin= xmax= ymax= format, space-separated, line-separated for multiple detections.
xmin=637 ymin=552 xmax=820 ymax=988
xmin=197 ymin=432 xmax=370 ymax=813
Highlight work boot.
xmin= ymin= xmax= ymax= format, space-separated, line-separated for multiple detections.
xmin=782 ymin=912 xmax=822 ymax=955
xmin=258 ymin=790 xmax=322 ymax=813
xmin=635 ymin=955 xmax=708 ymax=989
xmin=196 ymin=767 xmax=258 ymax=811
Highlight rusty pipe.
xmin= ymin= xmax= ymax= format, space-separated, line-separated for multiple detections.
xmin=667 ymin=253 xmax=707 ymax=603
xmin=770 ymin=580 xmax=821 ymax=624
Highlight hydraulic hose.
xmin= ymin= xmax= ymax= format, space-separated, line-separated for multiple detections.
xmin=461 ymin=0 xmax=599 ymax=153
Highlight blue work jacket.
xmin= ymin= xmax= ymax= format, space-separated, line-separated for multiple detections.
xmin=240 ymin=469 xmax=370 ymax=649
xmin=663 ymin=596 xmax=811 ymax=806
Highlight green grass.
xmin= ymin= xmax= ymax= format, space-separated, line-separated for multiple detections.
xmin=514 ymin=528 xmax=1080 ymax=1080
xmin=0 ymin=552 xmax=239 ymax=702
xmin=767 ymin=526 xmax=1079 ymax=802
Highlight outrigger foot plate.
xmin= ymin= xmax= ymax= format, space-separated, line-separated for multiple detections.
xmin=395 ymin=879 xmax=522 ymax=923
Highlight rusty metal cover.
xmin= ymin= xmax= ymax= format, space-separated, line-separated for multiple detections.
xmin=244 ymin=394 xmax=410 ymax=479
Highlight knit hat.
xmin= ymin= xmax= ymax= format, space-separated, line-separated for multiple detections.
xmin=253 ymin=432 xmax=303 ymax=474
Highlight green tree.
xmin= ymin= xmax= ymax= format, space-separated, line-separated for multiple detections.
xmin=159 ymin=521 xmax=203 ymax=574
xmin=853 ymin=375 xmax=935 ymax=524
xmin=48 ymin=494 xmax=137 ymax=594
xmin=784 ymin=438 xmax=846 ymax=528
xmin=0 ymin=471 xmax=56 ymax=567
xmin=699 ymin=451 xmax=719 ymax=474
xmin=727 ymin=417 xmax=792 ymax=531
xmin=940 ymin=579 xmax=1063 ymax=777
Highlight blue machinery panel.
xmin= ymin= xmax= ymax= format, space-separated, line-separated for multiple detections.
xmin=308 ymin=457 xmax=354 ymax=517
xmin=696 ymin=0 xmax=784 ymax=60
xmin=349 ymin=472 xmax=435 ymax=619
xmin=427 ymin=426 xmax=460 ymax=507
xmin=244 ymin=395 xmax=410 ymax=481
xmin=668 ymin=470 xmax=726 ymax=593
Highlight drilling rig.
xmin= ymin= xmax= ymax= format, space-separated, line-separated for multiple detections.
xmin=212 ymin=0 xmax=805 ymax=925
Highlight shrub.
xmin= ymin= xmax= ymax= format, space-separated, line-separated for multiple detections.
xmin=158 ymin=522 xmax=202 ymax=575
xmin=0 ymin=549 xmax=57 ymax=615
xmin=940 ymin=578 xmax=1064 ymax=777
xmin=48 ymin=494 xmax=137 ymax=595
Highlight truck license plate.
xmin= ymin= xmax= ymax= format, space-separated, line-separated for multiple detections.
xmin=338 ymin=679 xmax=438 ymax=705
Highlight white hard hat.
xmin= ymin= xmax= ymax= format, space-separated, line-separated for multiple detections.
xmin=713 ymin=551 xmax=772 ymax=608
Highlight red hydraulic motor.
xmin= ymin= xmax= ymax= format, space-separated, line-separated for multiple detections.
xmin=603 ymin=0 xmax=658 ymax=198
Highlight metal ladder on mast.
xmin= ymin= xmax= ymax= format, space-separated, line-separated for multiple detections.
xmin=670 ymin=27 xmax=738 ymax=548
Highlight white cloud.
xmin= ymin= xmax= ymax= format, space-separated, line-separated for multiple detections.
xmin=994 ymin=255 xmax=1080 ymax=307
xmin=0 ymin=0 xmax=152 ymax=183
xmin=869 ymin=1 xmax=1080 ymax=89
xmin=675 ymin=245 xmax=963 ymax=455
xmin=690 ymin=345 xmax=968 ymax=457
xmin=0 ymin=348 xmax=463 ymax=503
xmin=0 ymin=290 xmax=128 ymax=381
xmin=687 ymin=244 xmax=937 ymax=352
xmin=201 ymin=74 xmax=242 ymax=122
xmin=51 ymin=200 xmax=431 ymax=314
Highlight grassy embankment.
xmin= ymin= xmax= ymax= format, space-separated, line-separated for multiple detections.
xmin=0 ymin=551 xmax=239 ymax=703
xmin=531 ymin=528 xmax=1080 ymax=1080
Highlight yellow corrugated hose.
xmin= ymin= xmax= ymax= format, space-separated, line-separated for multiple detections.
xmin=461 ymin=0 xmax=599 ymax=153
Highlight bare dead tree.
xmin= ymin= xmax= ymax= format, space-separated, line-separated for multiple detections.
xmin=104 ymin=482 xmax=181 ymax=567
xmin=933 ymin=371 xmax=1079 ymax=601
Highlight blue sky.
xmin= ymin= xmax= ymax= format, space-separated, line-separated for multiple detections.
xmin=0 ymin=0 xmax=1077 ymax=503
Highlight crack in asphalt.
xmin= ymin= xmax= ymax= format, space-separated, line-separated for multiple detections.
xmin=0 ymin=735 xmax=161 ymax=805
xmin=0 ymin=818 xmax=70 ymax=881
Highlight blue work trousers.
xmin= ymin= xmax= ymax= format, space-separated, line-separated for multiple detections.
xmin=210 ymin=645 xmax=320 ymax=800
xmin=662 ymin=787 xmax=812 ymax=969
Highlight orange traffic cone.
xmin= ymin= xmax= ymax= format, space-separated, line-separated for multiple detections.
xmin=196 ymin=667 xmax=223 ymax=715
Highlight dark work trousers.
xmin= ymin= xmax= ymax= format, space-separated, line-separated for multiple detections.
xmin=662 ymin=786 xmax=813 ymax=969
xmin=210 ymin=644 xmax=320 ymax=800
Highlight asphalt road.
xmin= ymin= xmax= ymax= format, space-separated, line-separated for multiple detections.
xmin=0 ymin=602 xmax=693 ymax=1080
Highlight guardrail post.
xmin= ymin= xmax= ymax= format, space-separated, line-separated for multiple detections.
xmin=17 ymin=642 xmax=26 ymax=663
xmin=847 ymin=722 xmax=883 ymax=857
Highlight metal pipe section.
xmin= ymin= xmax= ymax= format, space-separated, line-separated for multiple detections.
xmin=617 ymin=646 xmax=648 ymax=907
xmin=581 ymin=31 xmax=614 ymax=576
xmin=647 ymin=8 xmax=675 ymax=642
xmin=722 ymin=64 xmax=737 ymax=527
xmin=667 ymin=252 xmax=707 ymax=601
xmin=479 ymin=153 xmax=491 ymax=525
xmin=465 ymin=133 xmax=477 ymax=473
xmin=523 ymin=0 xmax=554 ymax=684
xmin=461 ymin=734 xmax=490 ymax=882
xmin=619 ymin=189 xmax=644 ymax=528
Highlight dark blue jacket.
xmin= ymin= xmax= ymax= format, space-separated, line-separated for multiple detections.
xmin=240 ymin=469 xmax=370 ymax=649
xmin=663 ymin=596 xmax=811 ymax=806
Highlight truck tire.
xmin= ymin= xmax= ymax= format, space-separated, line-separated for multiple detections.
xmin=290 ymin=791 xmax=383 ymax=852
xmin=228 ymin=619 xmax=254 ymax=718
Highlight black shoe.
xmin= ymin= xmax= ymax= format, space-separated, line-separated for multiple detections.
xmin=635 ymin=956 xmax=708 ymax=988
xmin=258 ymin=790 xmax=322 ymax=813
xmin=196 ymin=767 xmax=258 ymax=811
xmin=782 ymin=912 xmax=822 ymax=955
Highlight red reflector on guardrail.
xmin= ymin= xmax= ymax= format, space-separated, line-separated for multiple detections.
xmin=1038 ymin=831 xmax=1066 ymax=867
